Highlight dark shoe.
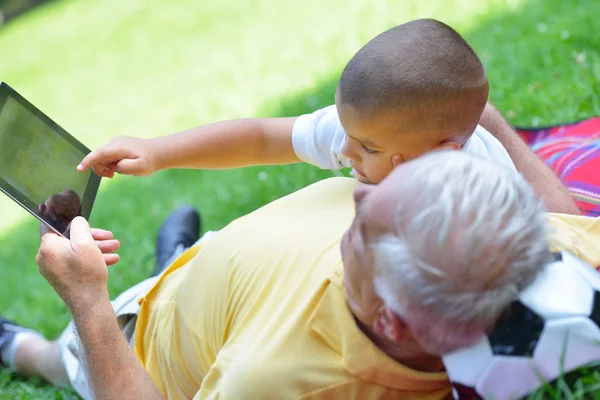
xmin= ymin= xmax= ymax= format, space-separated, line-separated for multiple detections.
xmin=154 ymin=206 xmax=201 ymax=276
xmin=0 ymin=317 xmax=28 ymax=368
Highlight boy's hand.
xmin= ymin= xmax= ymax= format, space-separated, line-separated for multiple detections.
xmin=78 ymin=136 xmax=157 ymax=178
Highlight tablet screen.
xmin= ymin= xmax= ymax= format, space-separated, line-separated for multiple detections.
xmin=0 ymin=83 xmax=100 ymax=236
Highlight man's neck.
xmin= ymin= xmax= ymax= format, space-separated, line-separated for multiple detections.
xmin=354 ymin=317 xmax=445 ymax=373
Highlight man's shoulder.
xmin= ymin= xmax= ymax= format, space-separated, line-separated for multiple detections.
xmin=216 ymin=177 xmax=357 ymax=234
xmin=275 ymin=177 xmax=358 ymax=205
xmin=190 ymin=176 xmax=358 ymax=309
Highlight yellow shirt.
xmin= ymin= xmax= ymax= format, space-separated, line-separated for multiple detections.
xmin=547 ymin=213 xmax=600 ymax=267
xmin=134 ymin=177 xmax=600 ymax=399
xmin=135 ymin=177 xmax=450 ymax=399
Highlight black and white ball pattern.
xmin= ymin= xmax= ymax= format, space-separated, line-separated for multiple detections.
xmin=442 ymin=251 xmax=600 ymax=400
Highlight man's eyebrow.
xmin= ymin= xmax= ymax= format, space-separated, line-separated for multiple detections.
xmin=346 ymin=133 xmax=380 ymax=148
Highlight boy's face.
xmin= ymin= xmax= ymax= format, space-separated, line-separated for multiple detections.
xmin=337 ymin=102 xmax=461 ymax=184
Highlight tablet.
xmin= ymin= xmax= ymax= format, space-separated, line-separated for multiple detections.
xmin=0 ymin=82 xmax=101 ymax=237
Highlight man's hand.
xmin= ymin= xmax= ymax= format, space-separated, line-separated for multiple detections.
xmin=78 ymin=136 xmax=157 ymax=178
xmin=37 ymin=218 xmax=162 ymax=399
xmin=36 ymin=217 xmax=120 ymax=315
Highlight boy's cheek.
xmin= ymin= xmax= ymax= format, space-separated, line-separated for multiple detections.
xmin=366 ymin=161 xmax=395 ymax=184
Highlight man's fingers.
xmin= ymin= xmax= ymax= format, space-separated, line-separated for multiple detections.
xmin=39 ymin=222 xmax=53 ymax=237
xmin=40 ymin=231 xmax=62 ymax=247
xmin=90 ymin=228 xmax=114 ymax=241
xmin=69 ymin=217 xmax=95 ymax=247
xmin=104 ymin=253 xmax=120 ymax=266
xmin=37 ymin=232 xmax=68 ymax=267
xmin=96 ymin=239 xmax=120 ymax=254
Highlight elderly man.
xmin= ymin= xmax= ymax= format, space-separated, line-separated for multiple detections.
xmin=1 ymin=151 xmax=598 ymax=399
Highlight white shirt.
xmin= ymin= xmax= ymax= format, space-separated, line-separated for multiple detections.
xmin=292 ymin=105 xmax=516 ymax=172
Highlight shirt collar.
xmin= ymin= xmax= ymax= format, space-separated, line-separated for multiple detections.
xmin=308 ymin=264 xmax=450 ymax=392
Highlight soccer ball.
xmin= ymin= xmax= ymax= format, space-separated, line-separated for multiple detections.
xmin=442 ymin=251 xmax=600 ymax=400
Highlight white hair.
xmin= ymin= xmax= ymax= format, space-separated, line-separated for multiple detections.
xmin=373 ymin=151 xmax=551 ymax=355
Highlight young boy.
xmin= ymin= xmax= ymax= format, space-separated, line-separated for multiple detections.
xmin=79 ymin=19 xmax=517 ymax=186
xmin=79 ymin=20 xmax=514 ymax=183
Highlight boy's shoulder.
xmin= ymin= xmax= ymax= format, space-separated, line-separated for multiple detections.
xmin=292 ymin=105 xmax=349 ymax=170
xmin=465 ymin=125 xmax=516 ymax=170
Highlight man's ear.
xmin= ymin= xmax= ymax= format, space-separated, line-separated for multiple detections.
xmin=373 ymin=305 xmax=409 ymax=343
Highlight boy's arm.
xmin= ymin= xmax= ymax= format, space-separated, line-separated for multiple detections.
xmin=479 ymin=103 xmax=581 ymax=215
xmin=153 ymin=117 xmax=300 ymax=169
xmin=79 ymin=117 xmax=300 ymax=177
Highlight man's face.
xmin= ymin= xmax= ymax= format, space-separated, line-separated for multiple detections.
xmin=341 ymin=176 xmax=399 ymax=325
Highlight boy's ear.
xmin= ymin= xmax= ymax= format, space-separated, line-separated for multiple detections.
xmin=436 ymin=140 xmax=462 ymax=151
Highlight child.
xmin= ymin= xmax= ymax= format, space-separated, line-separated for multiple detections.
xmin=78 ymin=19 xmax=515 ymax=185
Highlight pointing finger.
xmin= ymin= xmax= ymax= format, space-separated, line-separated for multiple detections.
xmin=79 ymin=147 xmax=134 ymax=172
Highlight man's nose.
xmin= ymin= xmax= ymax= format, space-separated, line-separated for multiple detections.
xmin=341 ymin=138 xmax=361 ymax=162
xmin=353 ymin=185 xmax=370 ymax=206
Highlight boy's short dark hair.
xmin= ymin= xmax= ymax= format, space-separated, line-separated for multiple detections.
xmin=337 ymin=19 xmax=488 ymax=137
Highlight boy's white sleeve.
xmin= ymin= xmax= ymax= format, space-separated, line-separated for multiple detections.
xmin=292 ymin=105 xmax=350 ymax=170
xmin=463 ymin=125 xmax=517 ymax=172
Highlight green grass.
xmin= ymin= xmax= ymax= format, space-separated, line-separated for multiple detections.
xmin=0 ymin=0 xmax=598 ymax=398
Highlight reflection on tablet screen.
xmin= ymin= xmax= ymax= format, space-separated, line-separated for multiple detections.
xmin=0 ymin=84 xmax=99 ymax=237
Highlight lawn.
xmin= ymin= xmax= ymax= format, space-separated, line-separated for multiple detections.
xmin=0 ymin=0 xmax=599 ymax=398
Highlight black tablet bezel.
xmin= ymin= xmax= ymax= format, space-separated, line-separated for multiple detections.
xmin=0 ymin=82 xmax=101 ymax=236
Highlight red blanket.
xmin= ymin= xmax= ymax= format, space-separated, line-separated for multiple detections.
xmin=517 ymin=117 xmax=600 ymax=217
